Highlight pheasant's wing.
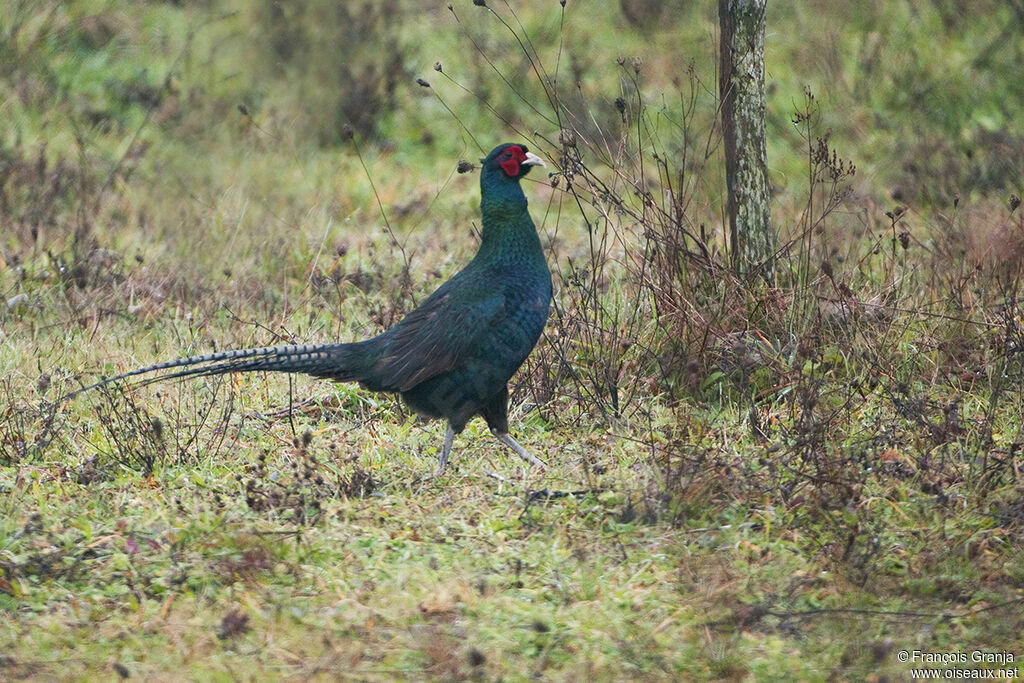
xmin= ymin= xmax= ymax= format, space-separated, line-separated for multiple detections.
xmin=370 ymin=288 xmax=506 ymax=392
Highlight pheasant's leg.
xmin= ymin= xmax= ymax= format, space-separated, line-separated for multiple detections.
xmin=436 ymin=425 xmax=456 ymax=475
xmin=492 ymin=430 xmax=548 ymax=470
xmin=478 ymin=386 xmax=547 ymax=470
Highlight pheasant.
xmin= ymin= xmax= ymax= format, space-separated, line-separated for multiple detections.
xmin=78 ymin=143 xmax=552 ymax=474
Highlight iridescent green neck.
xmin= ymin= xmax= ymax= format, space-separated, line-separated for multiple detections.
xmin=477 ymin=175 xmax=542 ymax=264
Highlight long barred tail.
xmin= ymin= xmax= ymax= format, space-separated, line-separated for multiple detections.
xmin=71 ymin=342 xmax=367 ymax=399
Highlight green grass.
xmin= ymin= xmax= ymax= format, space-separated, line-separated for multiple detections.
xmin=2 ymin=0 xmax=1024 ymax=679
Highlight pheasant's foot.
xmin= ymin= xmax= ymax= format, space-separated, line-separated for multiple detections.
xmin=493 ymin=431 xmax=548 ymax=470
xmin=434 ymin=424 xmax=456 ymax=476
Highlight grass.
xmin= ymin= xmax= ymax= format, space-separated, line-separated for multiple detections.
xmin=2 ymin=0 xmax=1024 ymax=679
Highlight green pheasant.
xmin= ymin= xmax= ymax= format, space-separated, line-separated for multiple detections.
xmin=81 ymin=143 xmax=552 ymax=474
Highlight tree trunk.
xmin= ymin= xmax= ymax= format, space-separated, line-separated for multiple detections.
xmin=719 ymin=0 xmax=774 ymax=277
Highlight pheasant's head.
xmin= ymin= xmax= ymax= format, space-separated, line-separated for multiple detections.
xmin=481 ymin=143 xmax=545 ymax=182
xmin=478 ymin=143 xmax=546 ymax=220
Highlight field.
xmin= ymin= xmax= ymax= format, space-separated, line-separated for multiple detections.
xmin=2 ymin=1 xmax=1023 ymax=679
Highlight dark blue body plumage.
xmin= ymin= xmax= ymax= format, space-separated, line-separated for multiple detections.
xmin=79 ymin=143 xmax=551 ymax=473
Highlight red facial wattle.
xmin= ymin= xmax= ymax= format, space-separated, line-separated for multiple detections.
xmin=499 ymin=146 xmax=527 ymax=176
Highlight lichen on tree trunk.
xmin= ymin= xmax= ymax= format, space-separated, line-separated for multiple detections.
xmin=719 ymin=0 xmax=774 ymax=277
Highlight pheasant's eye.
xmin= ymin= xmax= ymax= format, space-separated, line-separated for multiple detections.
xmin=497 ymin=145 xmax=525 ymax=175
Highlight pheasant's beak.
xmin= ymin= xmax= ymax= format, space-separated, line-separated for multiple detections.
xmin=522 ymin=152 xmax=546 ymax=168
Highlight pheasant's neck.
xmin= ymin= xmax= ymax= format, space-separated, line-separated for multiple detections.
xmin=478 ymin=207 xmax=544 ymax=266
xmin=477 ymin=178 xmax=545 ymax=265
